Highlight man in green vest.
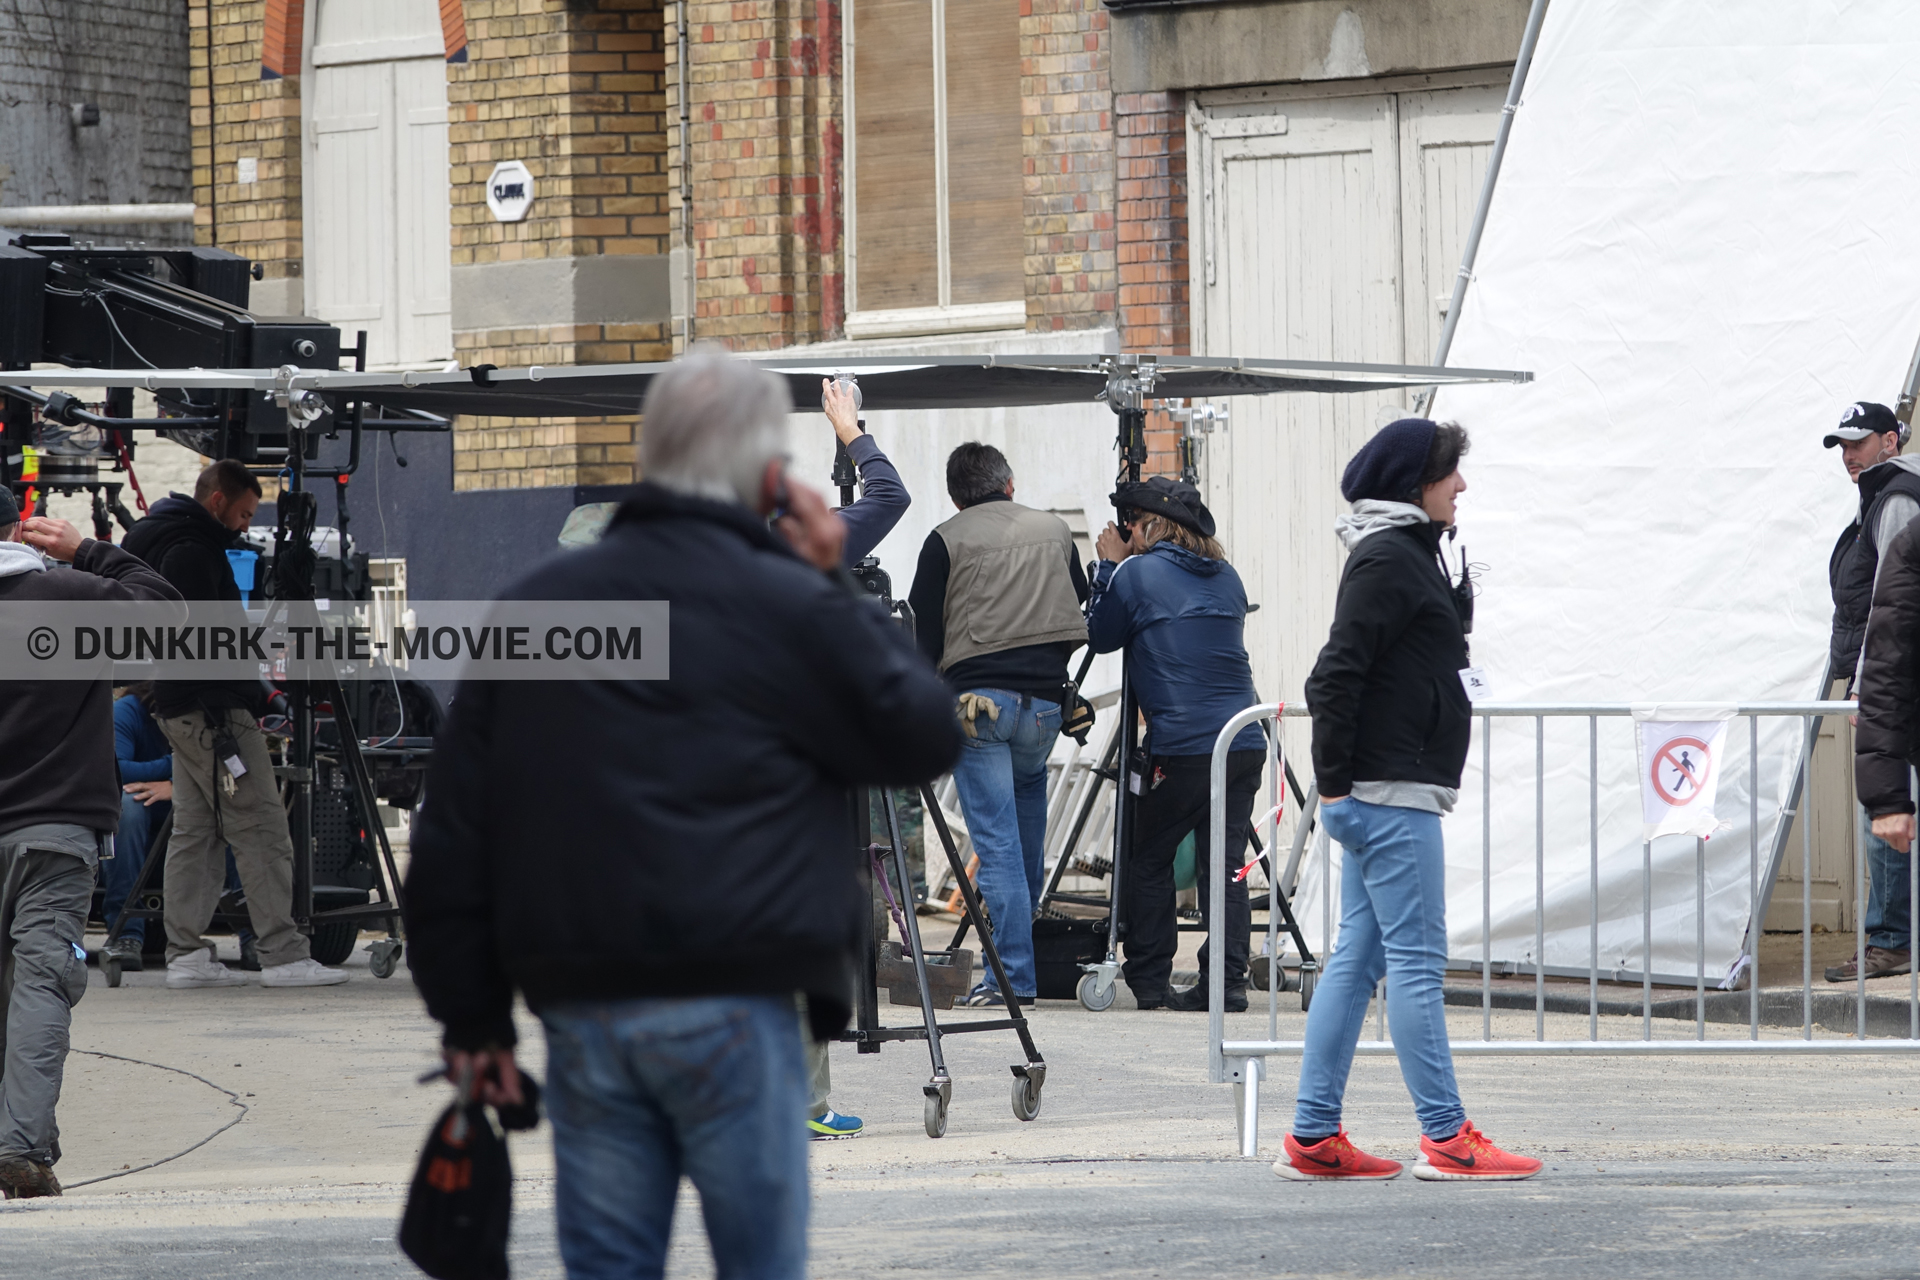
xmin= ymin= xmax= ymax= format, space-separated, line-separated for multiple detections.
xmin=908 ymin=443 xmax=1090 ymax=1006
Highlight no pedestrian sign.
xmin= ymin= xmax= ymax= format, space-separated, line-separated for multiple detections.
xmin=1632 ymin=706 xmax=1736 ymax=841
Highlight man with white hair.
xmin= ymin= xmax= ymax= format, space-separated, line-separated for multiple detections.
xmin=405 ymin=348 xmax=962 ymax=1278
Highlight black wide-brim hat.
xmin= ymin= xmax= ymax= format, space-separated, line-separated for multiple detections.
xmin=1110 ymin=475 xmax=1216 ymax=538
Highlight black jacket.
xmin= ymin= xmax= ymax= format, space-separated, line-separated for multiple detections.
xmin=1305 ymin=522 xmax=1471 ymax=797
xmin=403 ymin=483 xmax=963 ymax=1050
xmin=120 ymin=494 xmax=262 ymax=718
xmin=0 ymin=539 xmax=180 ymax=834
xmin=1854 ymin=514 xmax=1920 ymax=817
xmin=1829 ymin=462 xmax=1920 ymax=683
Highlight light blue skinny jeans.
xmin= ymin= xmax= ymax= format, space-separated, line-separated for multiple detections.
xmin=1293 ymin=797 xmax=1467 ymax=1141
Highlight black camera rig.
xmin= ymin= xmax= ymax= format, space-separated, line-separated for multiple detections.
xmin=1 ymin=231 xmax=449 ymax=979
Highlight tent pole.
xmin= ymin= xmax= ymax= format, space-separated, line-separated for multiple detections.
xmin=1741 ymin=659 xmax=1835 ymax=987
xmin=1415 ymin=0 xmax=1551 ymax=417
xmin=1895 ymin=326 xmax=1920 ymax=425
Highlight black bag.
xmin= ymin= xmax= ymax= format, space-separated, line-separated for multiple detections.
xmin=1032 ymin=915 xmax=1110 ymax=1000
xmin=399 ymin=1079 xmax=530 ymax=1280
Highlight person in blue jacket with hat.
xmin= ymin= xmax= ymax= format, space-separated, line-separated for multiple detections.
xmin=1087 ymin=475 xmax=1265 ymax=1012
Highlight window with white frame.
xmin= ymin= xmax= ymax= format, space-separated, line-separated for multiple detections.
xmin=844 ymin=0 xmax=1024 ymax=339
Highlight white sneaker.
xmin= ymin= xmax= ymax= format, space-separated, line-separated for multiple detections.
xmin=260 ymin=957 xmax=349 ymax=988
xmin=166 ymin=950 xmax=246 ymax=988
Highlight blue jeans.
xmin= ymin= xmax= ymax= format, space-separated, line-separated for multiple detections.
xmin=1294 ymin=798 xmax=1466 ymax=1141
xmin=1862 ymin=802 xmax=1913 ymax=952
xmin=948 ymin=690 xmax=1060 ymax=997
xmin=540 ymin=996 xmax=809 ymax=1280
xmin=105 ymin=794 xmax=169 ymax=943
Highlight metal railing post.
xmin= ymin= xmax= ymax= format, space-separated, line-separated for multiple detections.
xmin=1590 ymin=715 xmax=1599 ymax=1040
xmin=1696 ymin=836 xmax=1706 ymax=1041
xmin=1209 ymin=705 xmax=1275 ymax=1086
xmin=1483 ymin=715 xmax=1492 ymax=1040
xmin=1750 ymin=716 xmax=1759 ymax=1040
xmin=1535 ymin=715 xmax=1545 ymax=1041
xmin=1804 ymin=716 xmax=1814 ymax=1040
xmin=1643 ymin=839 xmax=1653 ymax=1039
xmin=1267 ymin=722 xmax=1281 ymax=1041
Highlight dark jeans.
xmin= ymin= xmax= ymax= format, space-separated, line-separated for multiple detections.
xmin=103 ymin=796 xmax=252 ymax=947
xmin=540 ymin=995 xmax=809 ymax=1280
xmin=1861 ymin=802 xmax=1912 ymax=952
xmin=1121 ymin=750 xmax=1260 ymax=998
xmin=105 ymin=794 xmax=169 ymax=944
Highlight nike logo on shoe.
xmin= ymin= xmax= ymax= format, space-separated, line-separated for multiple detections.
xmin=1435 ymin=1149 xmax=1475 ymax=1167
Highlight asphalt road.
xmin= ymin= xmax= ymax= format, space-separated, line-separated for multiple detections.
xmin=7 ymin=938 xmax=1920 ymax=1278
xmin=9 ymin=1162 xmax=1920 ymax=1278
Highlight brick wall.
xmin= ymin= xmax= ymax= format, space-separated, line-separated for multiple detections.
xmin=669 ymin=0 xmax=843 ymax=352
xmin=1021 ymin=0 xmax=1114 ymax=333
xmin=190 ymin=0 xmax=304 ymax=285
xmin=450 ymin=0 xmax=671 ymax=490
xmin=1114 ymin=90 xmax=1188 ymax=475
xmin=0 ymin=0 xmax=191 ymax=244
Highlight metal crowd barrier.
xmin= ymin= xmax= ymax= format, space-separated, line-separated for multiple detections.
xmin=1205 ymin=701 xmax=1920 ymax=1157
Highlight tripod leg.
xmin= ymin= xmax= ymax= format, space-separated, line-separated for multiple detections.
xmin=884 ymin=791 xmax=949 ymax=1083
xmin=326 ymin=679 xmax=407 ymax=932
xmin=920 ymin=783 xmax=1043 ymax=1066
xmin=1036 ymin=729 xmax=1120 ymax=913
xmin=851 ymin=788 xmax=881 ymax=1053
xmin=1105 ymin=679 xmax=1135 ymax=967
xmin=107 ymin=810 xmax=169 ymax=944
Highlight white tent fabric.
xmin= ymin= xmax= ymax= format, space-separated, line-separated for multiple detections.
xmin=1291 ymin=1 xmax=1920 ymax=982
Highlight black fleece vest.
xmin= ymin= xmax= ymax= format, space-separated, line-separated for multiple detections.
xmin=1829 ymin=463 xmax=1920 ymax=681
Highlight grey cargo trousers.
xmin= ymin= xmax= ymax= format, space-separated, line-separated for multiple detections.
xmin=0 ymin=824 xmax=96 ymax=1165
xmin=157 ymin=709 xmax=309 ymax=968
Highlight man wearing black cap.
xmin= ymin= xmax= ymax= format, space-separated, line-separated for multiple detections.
xmin=0 ymin=497 xmax=179 ymax=1198
xmin=1086 ymin=476 xmax=1264 ymax=1011
xmin=1823 ymin=401 xmax=1920 ymax=983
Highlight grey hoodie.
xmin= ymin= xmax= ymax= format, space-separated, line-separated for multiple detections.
xmin=0 ymin=540 xmax=47 ymax=579
xmin=1334 ymin=499 xmax=1430 ymax=552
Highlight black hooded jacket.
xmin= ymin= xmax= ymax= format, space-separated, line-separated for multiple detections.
xmin=1830 ymin=460 xmax=1920 ymax=683
xmin=403 ymin=483 xmax=964 ymax=1050
xmin=1854 ymin=514 xmax=1920 ymax=817
xmin=120 ymin=493 xmax=262 ymax=718
xmin=1306 ymin=520 xmax=1472 ymax=797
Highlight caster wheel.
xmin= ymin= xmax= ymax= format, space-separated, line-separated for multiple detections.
xmin=1299 ymin=966 xmax=1317 ymax=1012
xmin=1011 ymin=1073 xmax=1042 ymax=1122
xmin=924 ymin=1090 xmax=949 ymax=1139
xmin=368 ymin=939 xmax=403 ymax=980
xmin=104 ymin=957 xmax=122 ymax=989
xmin=1076 ymin=971 xmax=1115 ymax=1012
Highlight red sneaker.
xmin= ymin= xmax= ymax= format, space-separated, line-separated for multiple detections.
xmin=1413 ymin=1121 xmax=1543 ymax=1181
xmin=1273 ymin=1129 xmax=1404 ymax=1181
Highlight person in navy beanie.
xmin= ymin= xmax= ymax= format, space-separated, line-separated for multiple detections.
xmin=1339 ymin=417 xmax=1439 ymax=504
xmin=1274 ymin=417 xmax=1543 ymax=1185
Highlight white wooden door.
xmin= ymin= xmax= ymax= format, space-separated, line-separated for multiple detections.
xmin=308 ymin=0 xmax=451 ymax=369
xmin=1398 ymin=86 xmax=1504 ymax=368
xmin=1198 ymin=94 xmax=1404 ymax=714
xmin=1194 ymin=83 xmax=1503 ymax=726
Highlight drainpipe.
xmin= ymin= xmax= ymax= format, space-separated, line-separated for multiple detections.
xmin=678 ymin=3 xmax=695 ymax=345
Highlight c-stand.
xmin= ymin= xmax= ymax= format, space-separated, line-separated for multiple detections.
xmin=828 ymin=404 xmax=1046 ymax=1138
